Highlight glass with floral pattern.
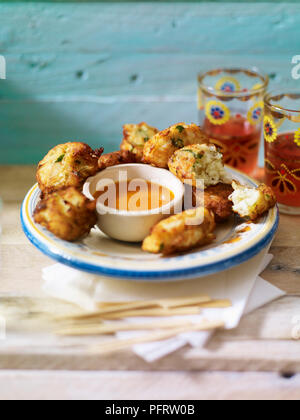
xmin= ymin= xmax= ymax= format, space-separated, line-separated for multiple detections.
xmin=198 ymin=68 xmax=269 ymax=175
xmin=264 ymin=91 xmax=300 ymax=215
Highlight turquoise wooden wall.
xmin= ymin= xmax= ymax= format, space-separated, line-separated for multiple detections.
xmin=0 ymin=2 xmax=299 ymax=164
xmin=3 ymin=1 xmax=299 ymax=3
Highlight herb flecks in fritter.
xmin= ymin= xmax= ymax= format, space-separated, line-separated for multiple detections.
xmin=37 ymin=142 xmax=103 ymax=196
xmin=143 ymin=123 xmax=210 ymax=168
xmin=121 ymin=122 xmax=159 ymax=162
xmin=168 ymin=143 xmax=231 ymax=188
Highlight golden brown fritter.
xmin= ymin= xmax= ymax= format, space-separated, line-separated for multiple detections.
xmin=34 ymin=187 xmax=98 ymax=242
xmin=120 ymin=122 xmax=159 ymax=162
xmin=192 ymin=183 xmax=234 ymax=223
xmin=37 ymin=142 xmax=103 ymax=196
xmin=169 ymin=143 xmax=231 ymax=187
xmin=229 ymin=181 xmax=277 ymax=221
xmin=98 ymin=150 xmax=137 ymax=170
xmin=143 ymin=123 xmax=210 ymax=168
xmin=142 ymin=208 xmax=216 ymax=255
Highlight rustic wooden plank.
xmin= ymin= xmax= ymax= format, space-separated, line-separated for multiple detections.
xmin=1 ymin=244 xmax=53 ymax=295
xmin=1 ymin=4 xmax=299 ymax=55
xmin=1 ymin=3 xmax=299 ymax=163
xmin=3 ymin=0 xmax=300 ymax=3
xmin=216 ymin=296 xmax=300 ymax=340
xmin=272 ymin=215 xmax=300 ymax=248
xmin=262 ymin=247 xmax=300 ymax=294
xmin=184 ymin=339 xmax=300 ymax=373
xmin=1 ymin=54 xmax=295 ymax=98
xmin=0 ymin=166 xmax=36 ymax=202
xmin=1 ymin=203 xmax=26 ymax=245
xmin=0 ymin=334 xmax=300 ymax=372
xmin=0 ymin=370 xmax=300 ymax=401
xmin=262 ymin=270 xmax=300 ymax=295
xmin=4 ymin=0 xmax=300 ymax=3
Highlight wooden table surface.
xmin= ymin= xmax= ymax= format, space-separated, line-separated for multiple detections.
xmin=1 ymin=165 xmax=300 ymax=400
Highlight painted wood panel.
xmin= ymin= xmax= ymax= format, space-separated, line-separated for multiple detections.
xmin=0 ymin=3 xmax=299 ymax=163
xmin=1 ymin=4 xmax=299 ymax=55
xmin=3 ymin=0 xmax=300 ymax=3
xmin=1 ymin=54 xmax=294 ymax=97
xmin=1 ymin=370 xmax=300 ymax=401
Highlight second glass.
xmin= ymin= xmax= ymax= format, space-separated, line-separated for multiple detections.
xmin=198 ymin=68 xmax=268 ymax=175
xmin=264 ymin=91 xmax=300 ymax=215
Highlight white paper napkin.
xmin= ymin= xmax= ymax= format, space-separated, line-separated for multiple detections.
xmin=125 ymin=274 xmax=285 ymax=362
xmin=42 ymin=250 xmax=285 ymax=362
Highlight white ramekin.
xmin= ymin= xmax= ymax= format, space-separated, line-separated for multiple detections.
xmin=83 ymin=164 xmax=185 ymax=242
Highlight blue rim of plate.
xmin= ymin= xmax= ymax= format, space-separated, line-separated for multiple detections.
xmin=21 ymin=169 xmax=279 ymax=282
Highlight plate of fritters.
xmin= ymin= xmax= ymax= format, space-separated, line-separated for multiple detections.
xmin=21 ymin=122 xmax=279 ymax=281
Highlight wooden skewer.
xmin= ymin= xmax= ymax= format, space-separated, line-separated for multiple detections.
xmin=97 ymin=295 xmax=212 ymax=309
xmin=100 ymin=306 xmax=201 ymax=320
xmin=98 ymin=299 xmax=232 ymax=309
xmin=89 ymin=320 xmax=225 ymax=355
xmin=55 ymin=295 xmax=211 ymax=321
xmin=55 ymin=299 xmax=232 ymax=324
xmin=55 ymin=301 xmax=158 ymax=321
xmin=197 ymin=299 xmax=232 ymax=309
xmin=56 ymin=319 xmax=195 ymax=336
xmin=57 ymin=307 xmax=201 ymax=327
xmin=158 ymin=296 xmax=213 ymax=309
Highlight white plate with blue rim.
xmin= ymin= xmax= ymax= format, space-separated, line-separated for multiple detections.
xmin=21 ymin=167 xmax=279 ymax=282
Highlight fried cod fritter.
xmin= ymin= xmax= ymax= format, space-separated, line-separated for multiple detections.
xmin=192 ymin=183 xmax=234 ymax=223
xmin=120 ymin=122 xmax=159 ymax=162
xmin=98 ymin=150 xmax=137 ymax=171
xmin=143 ymin=123 xmax=209 ymax=168
xmin=142 ymin=208 xmax=216 ymax=255
xmin=34 ymin=187 xmax=98 ymax=242
xmin=229 ymin=181 xmax=277 ymax=221
xmin=168 ymin=143 xmax=231 ymax=187
xmin=37 ymin=142 xmax=103 ymax=196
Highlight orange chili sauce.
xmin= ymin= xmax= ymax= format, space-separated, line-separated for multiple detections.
xmin=224 ymin=236 xmax=242 ymax=245
xmin=93 ymin=180 xmax=174 ymax=212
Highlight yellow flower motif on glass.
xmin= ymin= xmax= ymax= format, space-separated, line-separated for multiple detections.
xmin=215 ymin=77 xmax=241 ymax=93
xmin=295 ymin=128 xmax=300 ymax=147
xmin=247 ymin=101 xmax=264 ymax=125
xmin=264 ymin=116 xmax=277 ymax=143
xmin=205 ymin=100 xmax=231 ymax=125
